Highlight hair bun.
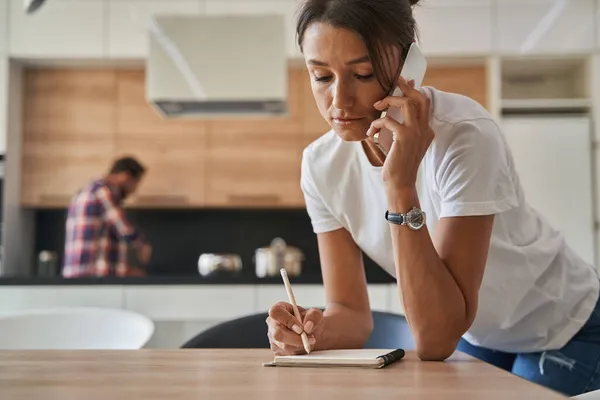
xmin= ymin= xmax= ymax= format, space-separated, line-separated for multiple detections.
xmin=409 ymin=0 xmax=421 ymax=6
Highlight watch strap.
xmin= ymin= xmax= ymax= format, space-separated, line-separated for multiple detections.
xmin=385 ymin=210 xmax=405 ymax=225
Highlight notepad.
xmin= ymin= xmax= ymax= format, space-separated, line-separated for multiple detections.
xmin=263 ymin=349 xmax=405 ymax=369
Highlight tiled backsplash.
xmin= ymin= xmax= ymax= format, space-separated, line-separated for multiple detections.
xmin=35 ymin=208 xmax=394 ymax=282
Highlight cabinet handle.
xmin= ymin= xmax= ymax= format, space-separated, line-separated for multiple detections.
xmin=227 ymin=194 xmax=281 ymax=206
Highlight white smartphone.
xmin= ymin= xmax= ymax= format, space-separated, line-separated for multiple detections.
xmin=373 ymin=42 xmax=428 ymax=156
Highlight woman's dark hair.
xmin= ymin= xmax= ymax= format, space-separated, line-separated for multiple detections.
xmin=296 ymin=0 xmax=420 ymax=93
xmin=109 ymin=156 xmax=146 ymax=180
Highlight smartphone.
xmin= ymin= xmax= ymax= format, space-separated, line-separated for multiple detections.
xmin=373 ymin=42 xmax=428 ymax=156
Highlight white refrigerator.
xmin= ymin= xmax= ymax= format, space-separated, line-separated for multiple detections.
xmin=500 ymin=115 xmax=596 ymax=266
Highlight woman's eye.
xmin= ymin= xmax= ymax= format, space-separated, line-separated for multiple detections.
xmin=314 ymin=75 xmax=332 ymax=83
xmin=355 ymin=73 xmax=374 ymax=81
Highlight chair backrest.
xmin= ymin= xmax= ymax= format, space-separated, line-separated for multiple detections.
xmin=0 ymin=307 xmax=155 ymax=350
xmin=182 ymin=310 xmax=415 ymax=350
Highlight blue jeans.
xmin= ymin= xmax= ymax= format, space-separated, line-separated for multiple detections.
xmin=458 ymin=294 xmax=600 ymax=397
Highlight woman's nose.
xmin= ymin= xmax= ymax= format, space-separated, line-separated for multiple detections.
xmin=332 ymin=81 xmax=354 ymax=109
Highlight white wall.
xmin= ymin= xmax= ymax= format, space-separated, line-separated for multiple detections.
xmin=2 ymin=61 xmax=35 ymax=275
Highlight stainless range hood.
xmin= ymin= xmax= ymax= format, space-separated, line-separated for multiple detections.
xmin=146 ymin=14 xmax=288 ymax=118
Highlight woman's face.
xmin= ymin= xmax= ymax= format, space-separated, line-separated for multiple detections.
xmin=302 ymin=22 xmax=398 ymax=142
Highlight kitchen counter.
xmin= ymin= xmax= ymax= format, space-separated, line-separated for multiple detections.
xmin=0 ymin=274 xmax=396 ymax=285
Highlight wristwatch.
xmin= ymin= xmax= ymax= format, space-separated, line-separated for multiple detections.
xmin=385 ymin=207 xmax=426 ymax=230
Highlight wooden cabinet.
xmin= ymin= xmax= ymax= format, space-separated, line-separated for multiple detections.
xmin=496 ymin=0 xmax=596 ymax=54
xmin=414 ymin=0 xmax=493 ymax=56
xmin=204 ymin=68 xmax=306 ymax=208
xmin=9 ymin=0 xmax=105 ymax=58
xmin=204 ymin=0 xmax=303 ymax=59
xmin=423 ymin=63 xmax=488 ymax=110
xmin=114 ymin=70 xmax=207 ymax=208
xmin=21 ymin=69 xmax=117 ymax=207
xmin=107 ymin=0 xmax=201 ymax=59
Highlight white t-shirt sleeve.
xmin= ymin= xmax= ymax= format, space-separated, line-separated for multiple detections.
xmin=300 ymin=149 xmax=343 ymax=233
xmin=436 ymin=119 xmax=519 ymax=218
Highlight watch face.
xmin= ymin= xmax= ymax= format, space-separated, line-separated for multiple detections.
xmin=406 ymin=208 xmax=426 ymax=230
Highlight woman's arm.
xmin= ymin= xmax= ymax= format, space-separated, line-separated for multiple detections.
xmin=387 ymin=187 xmax=493 ymax=361
xmin=314 ymin=228 xmax=374 ymax=350
xmin=267 ymin=227 xmax=374 ymax=354
xmin=369 ymin=77 xmax=506 ymax=361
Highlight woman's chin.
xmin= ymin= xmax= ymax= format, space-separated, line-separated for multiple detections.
xmin=332 ymin=126 xmax=368 ymax=142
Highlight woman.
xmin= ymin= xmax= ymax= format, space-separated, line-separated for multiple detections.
xmin=266 ymin=0 xmax=600 ymax=396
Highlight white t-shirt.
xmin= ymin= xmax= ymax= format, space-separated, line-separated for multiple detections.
xmin=300 ymin=86 xmax=600 ymax=353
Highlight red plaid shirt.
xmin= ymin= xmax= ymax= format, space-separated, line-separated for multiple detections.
xmin=62 ymin=179 xmax=143 ymax=277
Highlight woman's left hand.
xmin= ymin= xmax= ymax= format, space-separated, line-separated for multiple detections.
xmin=367 ymin=77 xmax=434 ymax=192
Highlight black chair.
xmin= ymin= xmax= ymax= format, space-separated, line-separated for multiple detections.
xmin=181 ymin=310 xmax=415 ymax=350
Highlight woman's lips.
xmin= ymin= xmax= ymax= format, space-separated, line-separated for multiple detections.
xmin=333 ymin=117 xmax=363 ymax=126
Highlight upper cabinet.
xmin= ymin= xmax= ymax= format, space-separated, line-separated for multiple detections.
xmin=115 ymin=70 xmax=207 ymax=208
xmin=496 ymin=0 xmax=596 ymax=55
xmin=21 ymin=69 xmax=117 ymax=207
xmin=0 ymin=58 xmax=7 ymax=155
xmin=204 ymin=0 xmax=303 ymax=59
xmin=107 ymin=0 xmax=202 ymax=59
xmin=0 ymin=0 xmax=8 ymax=55
xmin=9 ymin=0 xmax=105 ymax=58
xmin=413 ymin=0 xmax=493 ymax=56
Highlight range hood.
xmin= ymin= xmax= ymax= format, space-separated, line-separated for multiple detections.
xmin=146 ymin=14 xmax=288 ymax=118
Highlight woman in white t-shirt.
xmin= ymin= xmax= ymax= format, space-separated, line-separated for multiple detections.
xmin=265 ymin=0 xmax=600 ymax=396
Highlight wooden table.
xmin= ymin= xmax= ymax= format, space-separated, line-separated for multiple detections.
xmin=0 ymin=349 xmax=567 ymax=399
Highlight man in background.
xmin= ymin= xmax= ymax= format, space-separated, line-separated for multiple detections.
xmin=62 ymin=156 xmax=152 ymax=278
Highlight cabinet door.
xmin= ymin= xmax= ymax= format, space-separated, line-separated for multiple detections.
xmin=0 ymin=57 xmax=7 ymax=155
xmin=423 ymin=63 xmax=488 ymax=110
xmin=496 ymin=0 xmax=596 ymax=54
xmin=108 ymin=0 xmax=201 ymax=59
xmin=414 ymin=0 xmax=493 ymax=56
xmin=204 ymin=0 xmax=303 ymax=59
xmin=204 ymin=68 xmax=305 ymax=208
xmin=115 ymin=70 xmax=207 ymax=208
xmin=21 ymin=70 xmax=117 ymax=207
xmin=0 ymin=0 xmax=8 ymax=55
xmin=9 ymin=0 xmax=105 ymax=58
xmin=501 ymin=115 xmax=595 ymax=266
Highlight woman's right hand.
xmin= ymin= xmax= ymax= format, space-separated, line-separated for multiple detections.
xmin=266 ymin=302 xmax=324 ymax=355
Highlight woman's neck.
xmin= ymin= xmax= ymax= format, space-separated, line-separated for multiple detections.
xmin=361 ymin=139 xmax=386 ymax=167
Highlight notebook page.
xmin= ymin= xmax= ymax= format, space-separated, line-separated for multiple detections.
xmin=274 ymin=349 xmax=397 ymax=365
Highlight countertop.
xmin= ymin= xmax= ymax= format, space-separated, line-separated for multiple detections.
xmin=0 ymin=349 xmax=567 ymax=399
xmin=0 ymin=273 xmax=396 ymax=286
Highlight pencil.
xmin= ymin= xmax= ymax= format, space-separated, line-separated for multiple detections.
xmin=280 ymin=268 xmax=312 ymax=354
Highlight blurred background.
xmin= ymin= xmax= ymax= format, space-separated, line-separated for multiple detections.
xmin=0 ymin=0 xmax=599 ymax=348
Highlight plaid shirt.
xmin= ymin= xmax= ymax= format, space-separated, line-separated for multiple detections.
xmin=62 ymin=179 xmax=142 ymax=278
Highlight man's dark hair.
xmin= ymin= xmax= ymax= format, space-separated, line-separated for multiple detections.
xmin=109 ymin=156 xmax=146 ymax=180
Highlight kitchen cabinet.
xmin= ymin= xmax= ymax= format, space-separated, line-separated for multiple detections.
xmin=0 ymin=57 xmax=7 ymax=154
xmin=501 ymin=115 xmax=595 ymax=266
xmin=9 ymin=0 xmax=105 ymax=58
xmin=204 ymin=0 xmax=303 ymax=59
xmin=204 ymin=67 xmax=306 ymax=208
xmin=21 ymin=69 xmax=117 ymax=207
xmin=115 ymin=70 xmax=207 ymax=208
xmin=413 ymin=0 xmax=493 ymax=56
xmin=423 ymin=63 xmax=489 ymax=110
xmin=0 ymin=0 xmax=8 ymax=55
xmin=496 ymin=0 xmax=596 ymax=55
xmin=107 ymin=0 xmax=201 ymax=59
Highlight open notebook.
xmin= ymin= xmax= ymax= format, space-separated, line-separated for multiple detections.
xmin=263 ymin=349 xmax=405 ymax=369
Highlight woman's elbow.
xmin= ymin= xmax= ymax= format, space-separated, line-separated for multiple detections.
xmin=415 ymin=337 xmax=459 ymax=361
